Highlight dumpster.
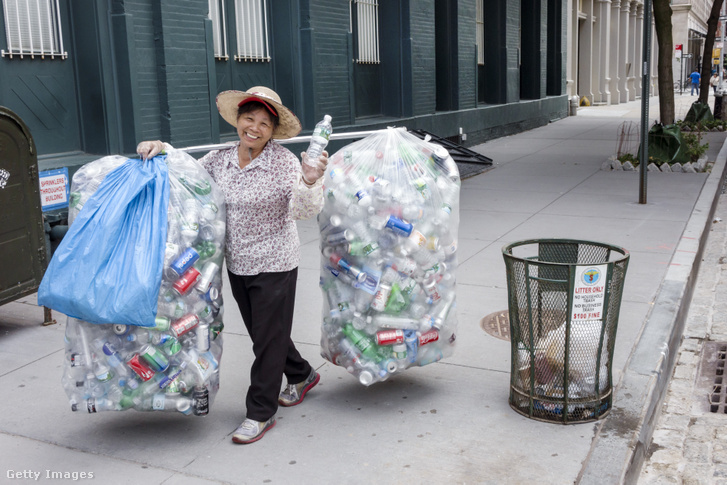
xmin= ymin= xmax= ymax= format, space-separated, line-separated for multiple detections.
xmin=502 ymin=239 xmax=629 ymax=424
xmin=0 ymin=107 xmax=48 ymax=306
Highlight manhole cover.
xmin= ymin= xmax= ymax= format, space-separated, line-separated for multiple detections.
xmin=480 ymin=310 xmax=510 ymax=341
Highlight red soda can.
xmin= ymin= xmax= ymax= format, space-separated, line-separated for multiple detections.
xmin=376 ymin=329 xmax=405 ymax=346
xmin=173 ymin=267 xmax=201 ymax=295
xmin=170 ymin=314 xmax=200 ymax=338
xmin=418 ymin=329 xmax=440 ymax=346
xmin=127 ymin=354 xmax=155 ymax=381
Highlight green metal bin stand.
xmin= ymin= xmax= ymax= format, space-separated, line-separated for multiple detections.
xmin=502 ymin=239 xmax=629 ymax=424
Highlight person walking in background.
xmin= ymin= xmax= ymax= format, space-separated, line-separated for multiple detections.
xmin=137 ymin=86 xmax=327 ymax=445
xmin=691 ymin=69 xmax=701 ymax=96
xmin=711 ymin=72 xmax=720 ymax=94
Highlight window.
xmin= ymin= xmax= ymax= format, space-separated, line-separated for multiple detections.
xmin=233 ymin=0 xmax=270 ymax=62
xmin=476 ymin=0 xmax=484 ymax=65
xmin=209 ymin=0 xmax=229 ymax=60
xmin=2 ymin=0 xmax=67 ymax=59
xmin=353 ymin=0 xmax=380 ymax=64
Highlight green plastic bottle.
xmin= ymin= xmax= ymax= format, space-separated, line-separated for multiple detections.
xmin=342 ymin=324 xmax=383 ymax=363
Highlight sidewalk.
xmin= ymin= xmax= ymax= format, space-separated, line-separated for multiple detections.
xmin=1 ymin=92 xmax=724 ymax=484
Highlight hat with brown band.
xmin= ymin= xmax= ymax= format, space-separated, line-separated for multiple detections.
xmin=216 ymin=86 xmax=302 ymax=140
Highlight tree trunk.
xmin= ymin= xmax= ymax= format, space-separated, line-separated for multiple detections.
xmin=699 ymin=0 xmax=725 ymax=104
xmin=653 ymin=0 xmax=675 ymax=124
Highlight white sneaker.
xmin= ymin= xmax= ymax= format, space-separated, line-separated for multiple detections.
xmin=278 ymin=370 xmax=320 ymax=407
xmin=231 ymin=417 xmax=276 ymax=444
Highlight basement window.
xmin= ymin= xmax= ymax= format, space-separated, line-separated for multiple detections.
xmin=352 ymin=0 xmax=380 ymax=64
xmin=2 ymin=0 xmax=67 ymax=59
xmin=208 ymin=0 xmax=229 ymax=60
xmin=233 ymin=0 xmax=270 ymax=62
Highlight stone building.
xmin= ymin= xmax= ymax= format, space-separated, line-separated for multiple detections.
xmin=567 ymin=0 xmax=656 ymax=106
xmin=568 ymin=0 xmax=718 ymax=106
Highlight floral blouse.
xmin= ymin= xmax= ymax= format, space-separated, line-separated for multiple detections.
xmin=198 ymin=141 xmax=324 ymax=276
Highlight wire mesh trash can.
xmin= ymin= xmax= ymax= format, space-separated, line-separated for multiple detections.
xmin=502 ymin=239 xmax=629 ymax=424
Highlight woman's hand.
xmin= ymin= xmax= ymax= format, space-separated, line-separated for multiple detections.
xmin=300 ymin=150 xmax=328 ymax=186
xmin=136 ymin=140 xmax=165 ymax=160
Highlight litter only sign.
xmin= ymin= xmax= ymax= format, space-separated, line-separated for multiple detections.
xmin=570 ymin=264 xmax=608 ymax=322
xmin=38 ymin=168 xmax=69 ymax=211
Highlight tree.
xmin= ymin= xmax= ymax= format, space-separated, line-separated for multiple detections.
xmin=699 ymin=0 xmax=725 ymax=104
xmin=653 ymin=0 xmax=675 ymax=124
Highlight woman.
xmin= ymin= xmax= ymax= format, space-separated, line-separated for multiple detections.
xmin=711 ymin=73 xmax=720 ymax=94
xmin=137 ymin=86 xmax=327 ymax=444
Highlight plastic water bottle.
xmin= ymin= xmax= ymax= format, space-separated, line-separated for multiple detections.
xmin=311 ymin=129 xmax=461 ymax=385
xmin=305 ymin=115 xmax=333 ymax=165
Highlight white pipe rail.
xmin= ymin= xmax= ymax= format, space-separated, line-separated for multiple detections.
xmin=180 ymin=129 xmax=386 ymax=154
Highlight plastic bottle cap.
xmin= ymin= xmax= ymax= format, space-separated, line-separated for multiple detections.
xmin=324 ymin=114 xmax=332 ymax=122
xmin=359 ymin=370 xmax=373 ymax=385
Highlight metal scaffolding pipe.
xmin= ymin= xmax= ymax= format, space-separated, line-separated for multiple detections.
xmin=180 ymin=129 xmax=387 ymax=153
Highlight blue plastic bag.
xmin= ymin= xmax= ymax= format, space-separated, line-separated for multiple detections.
xmin=38 ymin=156 xmax=169 ymax=327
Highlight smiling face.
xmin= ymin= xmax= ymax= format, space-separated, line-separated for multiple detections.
xmin=236 ymin=104 xmax=276 ymax=159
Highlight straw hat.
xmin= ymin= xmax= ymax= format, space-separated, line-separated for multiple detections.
xmin=216 ymin=87 xmax=302 ymax=140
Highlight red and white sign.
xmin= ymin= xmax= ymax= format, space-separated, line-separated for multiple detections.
xmin=570 ymin=264 xmax=608 ymax=323
xmin=38 ymin=168 xmax=69 ymax=211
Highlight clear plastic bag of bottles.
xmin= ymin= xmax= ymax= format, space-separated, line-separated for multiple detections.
xmin=62 ymin=149 xmax=226 ymax=414
xmin=318 ymin=127 xmax=460 ymax=386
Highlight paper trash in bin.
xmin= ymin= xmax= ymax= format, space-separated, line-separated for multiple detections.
xmin=503 ymin=239 xmax=628 ymax=423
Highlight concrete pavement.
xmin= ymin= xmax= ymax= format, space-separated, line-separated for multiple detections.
xmin=0 ymin=92 xmax=724 ymax=484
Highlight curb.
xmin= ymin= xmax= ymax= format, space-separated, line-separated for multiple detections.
xmin=577 ymin=138 xmax=727 ymax=485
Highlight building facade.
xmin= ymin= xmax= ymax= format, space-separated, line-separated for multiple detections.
xmin=671 ymin=0 xmax=713 ymax=89
xmin=568 ymin=0 xmax=718 ymax=107
xmin=567 ymin=0 xmax=657 ymax=105
xmin=567 ymin=0 xmax=657 ymax=106
xmin=0 ymin=0 xmax=568 ymax=172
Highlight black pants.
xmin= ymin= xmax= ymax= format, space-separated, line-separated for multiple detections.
xmin=227 ymin=268 xmax=312 ymax=421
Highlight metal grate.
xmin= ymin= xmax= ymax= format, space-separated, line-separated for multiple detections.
xmin=353 ymin=0 xmax=380 ymax=64
xmin=710 ymin=344 xmax=727 ymax=413
xmin=408 ymin=129 xmax=493 ymax=166
xmin=476 ymin=0 xmax=484 ymax=66
xmin=233 ymin=0 xmax=270 ymax=62
xmin=208 ymin=0 xmax=229 ymax=60
xmin=2 ymin=0 xmax=67 ymax=59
